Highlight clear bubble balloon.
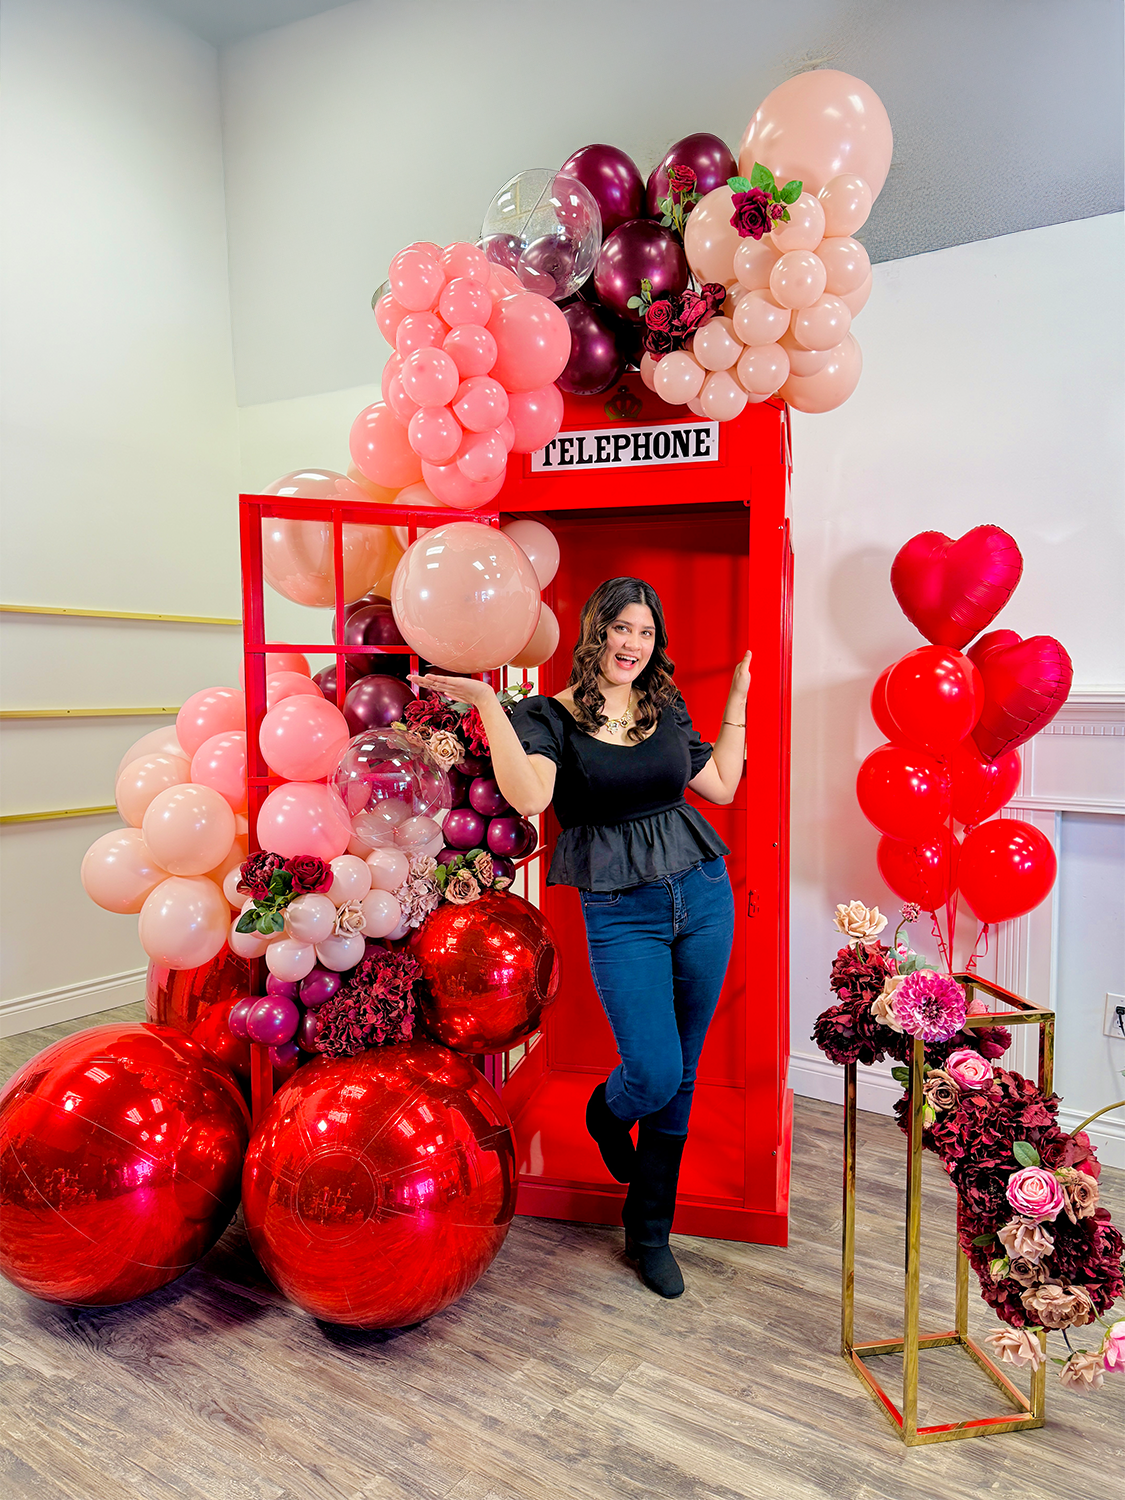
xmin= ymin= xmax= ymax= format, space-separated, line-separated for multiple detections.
xmin=481 ymin=170 xmax=601 ymax=302
xmin=332 ymin=728 xmax=452 ymax=855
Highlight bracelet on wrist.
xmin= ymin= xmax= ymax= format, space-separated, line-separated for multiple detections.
xmin=723 ymin=719 xmax=746 ymax=728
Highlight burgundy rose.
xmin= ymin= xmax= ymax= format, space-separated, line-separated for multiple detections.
xmin=644 ymin=297 xmax=674 ymax=332
xmin=237 ymin=850 xmax=284 ymax=899
xmin=402 ymin=693 xmax=459 ymax=735
xmin=284 ymin=855 xmax=333 ymax=895
xmin=643 ymin=329 xmax=674 ymax=359
xmin=667 ymin=164 xmax=697 ymax=196
xmin=730 ymin=188 xmax=774 ymax=240
xmin=700 ymin=282 xmax=727 ymax=312
xmin=673 ymin=291 xmax=711 ymax=335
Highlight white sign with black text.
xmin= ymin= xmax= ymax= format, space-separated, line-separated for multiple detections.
xmin=529 ymin=421 xmax=720 ymax=473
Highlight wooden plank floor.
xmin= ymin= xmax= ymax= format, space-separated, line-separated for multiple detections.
xmin=2 ymin=1006 xmax=1122 ymax=1500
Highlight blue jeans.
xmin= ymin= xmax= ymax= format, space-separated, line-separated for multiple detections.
xmin=579 ymin=857 xmax=735 ymax=1136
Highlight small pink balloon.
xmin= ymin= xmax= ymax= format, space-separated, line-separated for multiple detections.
xmin=359 ymin=888 xmax=402 ymax=938
xmin=506 ymin=384 xmax=564 ymax=453
xmin=733 ymin=237 xmax=780 ymax=290
xmin=420 ymin=458 xmax=506 ymax=511
xmin=116 ymin=726 xmax=184 ymax=777
xmin=228 ymin=917 xmax=271 ymax=960
xmin=405 ymin=240 xmax=443 ymax=257
xmin=386 ymin=372 xmax=420 ymax=424
xmin=779 ymin=322 xmax=831 ymax=375
xmin=793 ymin=294 xmax=852 ymax=352
xmin=456 ymin=428 xmax=508 ymax=484
xmin=349 ymin=402 xmax=423 ymax=490
xmin=722 ymin=282 xmax=748 ymax=317
xmin=400 ymin=346 xmax=460 ymax=408
xmin=819 ymin=236 xmax=870 ymax=296
xmin=819 ymin=174 xmax=873 ymax=237
xmin=374 ymin=292 xmax=409 ymax=345
xmin=266 ymin=671 xmax=323 ymax=710
xmin=388 ymin=247 xmax=444 ymax=311
xmin=683 ymin=186 xmax=741 ymax=284
xmin=438 ymin=277 xmax=492 ymax=326
xmin=489 ymin=265 xmax=524 ymax=298
xmin=840 ymin=271 xmax=873 ymax=317
xmin=453 ymin=376 xmax=509 ymax=433
xmin=222 ymin=864 xmax=245 ymax=909
xmin=488 ymin=293 xmax=571 ymax=391
xmin=285 ymin=893 xmax=337 ymax=945
xmin=139 ymin=876 xmax=229 ymax=970
xmin=259 ymin=695 xmax=351 ymax=782
xmin=408 ymin=404 xmax=463 ymax=463
xmin=733 ymin=288 xmax=791 ymax=347
xmin=769 ymin=250 xmax=827 ymax=310
xmin=501 ymin=518 xmax=559 ymax=587
xmin=653 ymin=351 xmax=705 ymax=405
xmin=780 ymin=332 xmax=863 ymax=413
xmin=381 ymin=351 xmax=403 ymax=403
xmin=443 ymin=323 xmax=497 ymax=378
xmin=395 ymin=311 xmax=447 ymax=358
xmin=509 ymin=602 xmax=560 ymax=668
xmin=81 ymin=827 xmax=169 ymax=914
xmin=394 ymin=815 xmax=442 ymax=851
xmin=699 ymin=369 xmax=749 ymax=421
xmin=639 ymin=352 xmax=659 ymax=390
xmin=691 ymin=315 xmax=742 ymax=372
xmin=238 ymin=653 xmax=311 ymax=688
xmin=177 ymin=686 xmax=245 ymax=760
xmin=686 ymin=395 xmax=708 ymax=416
xmin=497 ymin=417 xmax=516 ymax=451
xmin=315 ymin=934 xmax=366 ymax=972
xmin=190 ymin=732 xmax=248 ymax=814
xmin=327 ymin=854 xmax=372 ymax=904
xmin=736 ymin=341 xmax=791 ymax=397
xmin=366 ymin=847 xmax=409 ymax=891
xmin=770 ymin=191 xmax=826 ymax=253
xmin=116 ymin=754 xmax=191 ymax=827
xmin=265 ymin=937 xmax=318 ymax=982
xmin=442 ymin=242 xmax=491 ymax=284
xmin=141 ymin=782 xmax=237 ymax=878
xmin=257 ymin=782 xmax=352 ymax=861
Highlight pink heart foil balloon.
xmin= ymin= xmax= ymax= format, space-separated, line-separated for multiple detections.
xmin=966 ymin=630 xmax=1073 ymax=762
xmin=890 ymin=527 xmax=1024 ymax=649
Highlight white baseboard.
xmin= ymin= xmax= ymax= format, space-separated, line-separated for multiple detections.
xmin=1058 ymin=1106 xmax=1125 ymax=1171
xmin=0 ymin=968 xmax=147 ymax=1037
xmin=789 ymin=1049 xmax=900 ymax=1116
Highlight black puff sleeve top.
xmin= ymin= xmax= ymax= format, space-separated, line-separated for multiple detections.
xmin=508 ymin=694 xmax=729 ymax=892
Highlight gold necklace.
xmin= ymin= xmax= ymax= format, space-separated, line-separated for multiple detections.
xmin=603 ymin=702 xmax=632 ymax=733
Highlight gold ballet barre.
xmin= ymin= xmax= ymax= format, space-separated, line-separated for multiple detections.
xmin=1 ymin=604 xmax=240 ymax=626
xmin=1 ymin=707 xmax=181 ymax=720
xmin=1 ymin=805 xmax=117 ymax=825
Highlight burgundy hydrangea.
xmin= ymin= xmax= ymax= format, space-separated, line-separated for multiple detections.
xmin=402 ymin=693 xmax=459 ymax=735
xmin=730 ymin=188 xmax=774 ymax=239
xmin=314 ymin=945 xmax=422 ymax=1058
xmin=284 ymin=855 xmax=332 ymax=895
xmin=237 ymin=850 xmax=284 ymax=899
xmin=462 ymin=705 xmax=490 ymax=756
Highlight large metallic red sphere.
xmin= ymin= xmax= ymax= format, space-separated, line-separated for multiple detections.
xmin=410 ymin=891 xmax=560 ymax=1053
xmin=242 ymin=1041 xmax=516 ymax=1328
xmin=146 ymin=948 xmax=253 ymax=1086
xmin=0 ymin=1024 xmax=250 ymax=1306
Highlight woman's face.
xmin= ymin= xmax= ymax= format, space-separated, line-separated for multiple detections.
xmin=598 ymin=602 xmax=656 ymax=689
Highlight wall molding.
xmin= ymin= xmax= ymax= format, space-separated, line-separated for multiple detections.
xmin=789 ymin=1049 xmax=901 ymax=1116
xmin=0 ymin=968 xmax=146 ymax=1037
xmin=1058 ymin=1106 xmax=1125 ymax=1171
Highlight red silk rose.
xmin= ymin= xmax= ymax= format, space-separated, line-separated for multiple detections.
xmin=730 ymin=188 xmax=774 ymax=240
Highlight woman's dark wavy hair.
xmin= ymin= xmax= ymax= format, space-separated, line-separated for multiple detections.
xmin=568 ymin=577 xmax=677 ymax=742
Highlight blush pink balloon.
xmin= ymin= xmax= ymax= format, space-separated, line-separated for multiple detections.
xmin=257 ymin=782 xmax=352 ymax=861
xmin=238 ymin=653 xmax=311 ymax=688
xmin=733 ymin=288 xmax=791 ymax=347
xmin=639 ymin=352 xmax=659 ymax=390
xmin=509 ymin=602 xmax=560 ymax=668
xmin=266 ymin=671 xmax=323 ymax=710
xmin=386 ymin=373 xmax=419 ymax=424
xmin=691 ymin=316 xmax=741 ymax=371
xmin=190 ymin=732 xmax=248 ymax=814
xmin=141 ymin=783 xmax=237 ymax=878
xmin=443 ymin=323 xmax=497 ymax=378
xmin=793 ymin=294 xmax=852 ymax=352
xmin=733 ymin=237 xmax=780 ymax=290
xmin=400 ymin=347 xmax=460 ymax=408
xmin=284 ymin=893 xmax=337 ymax=945
xmin=392 ymin=521 xmax=541 ymax=671
xmin=116 ymin=726 xmax=184 ymax=777
xmin=488 ymin=265 xmax=524 ymax=299
xmin=653 ymin=351 xmax=705 ymax=405
xmin=395 ymin=311 xmax=447 ymax=358
xmin=487 ymin=294 xmax=571 ymax=391
xmin=780 ymin=332 xmax=863 ymax=413
xmin=770 ymin=191 xmax=826 ymax=253
xmin=683 ymin=186 xmax=741 ymax=285
xmin=259 ymin=695 xmax=351 ymax=782
xmin=81 ymin=827 xmax=169 ymax=914
xmin=506 ymin=384 xmax=564 ymax=453
xmin=840 ymin=273 xmax=873 ymax=317
xmin=315 ymin=933 xmax=366 ymax=972
xmin=349 ymin=403 xmax=424 ymax=489
xmin=265 ymin=938 xmax=318 ymax=983
xmin=326 ymin=854 xmax=372 ymax=904
xmin=699 ymin=369 xmax=749 ymax=421
xmin=381 ymin=350 xmax=403 ymax=403
xmin=456 ymin=429 xmax=508 ymax=484
xmin=138 ymin=876 xmax=230 ymax=969
xmin=819 ymin=237 xmax=870 ymax=296
xmin=359 ymin=889 xmax=402 ymax=939
xmin=366 ymin=846 xmax=409 ymax=891
xmin=262 ymin=518 xmax=390 ymax=610
xmin=500 ymin=518 xmax=559 ymax=587
xmin=374 ymin=292 xmax=409 ymax=345
xmin=779 ymin=322 xmax=831 ymax=375
xmin=441 ymin=241 xmax=491 ymax=284
xmin=739 ymin=69 xmax=893 ymax=199
xmin=388 ymin=247 xmax=444 ymax=311
xmin=227 ymin=917 xmax=271 ymax=960
xmin=497 ymin=417 xmax=516 ymax=451
xmin=819 ymin=174 xmax=873 ymax=236
xmin=408 ymin=404 xmax=463 ymax=463
xmin=453 ymin=376 xmax=509 ymax=432
xmin=115 ymin=754 xmax=192 ymax=827
xmin=769 ymin=251 xmax=827 ymax=310
xmin=438 ymin=277 xmax=492 ymax=326
xmin=736 ymin=341 xmax=791 ymax=397
xmin=420 ymin=459 xmax=505 ymax=511
xmin=177 ymin=687 xmax=244 ymax=759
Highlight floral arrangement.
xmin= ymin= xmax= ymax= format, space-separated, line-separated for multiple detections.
xmin=653 ymin=163 xmax=700 ymax=238
xmin=235 ymin=852 xmax=332 ymax=935
xmin=629 ymin=279 xmax=727 ymax=362
xmin=396 ymin=682 xmax=531 ymax=770
xmin=815 ymin=900 xmax=1124 ymax=1390
xmin=313 ymin=944 xmax=422 ymax=1058
xmin=434 ymin=847 xmax=512 ymax=905
xmin=726 ymin=163 xmax=803 ymax=239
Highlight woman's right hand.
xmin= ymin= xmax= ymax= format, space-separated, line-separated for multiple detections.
xmin=408 ymin=672 xmax=497 ymax=707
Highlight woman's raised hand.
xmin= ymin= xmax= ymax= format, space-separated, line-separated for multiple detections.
xmin=408 ymin=672 xmax=497 ymax=707
xmin=731 ymin=650 xmax=752 ymax=698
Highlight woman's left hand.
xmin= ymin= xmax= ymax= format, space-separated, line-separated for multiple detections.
xmin=731 ymin=650 xmax=752 ymax=698
xmin=409 ymin=672 xmax=497 ymax=707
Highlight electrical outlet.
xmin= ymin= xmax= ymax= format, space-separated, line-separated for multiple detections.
xmin=1104 ymin=993 xmax=1125 ymax=1040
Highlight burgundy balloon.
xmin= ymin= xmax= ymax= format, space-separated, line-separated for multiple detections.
xmin=559 ymin=144 xmax=645 ymax=236
xmin=645 ymin=132 xmax=738 ymax=216
xmin=518 ymin=819 xmax=538 ymax=856
xmin=444 ymin=807 xmax=488 ymax=850
xmin=482 ymin=233 xmax=521 ymax=272
xmin=469 ymin=776 xmax=511 ymax=817
xmin=491 ymin=855 xmax=515 ymax=883
xmin=313 ymin=660 xmax=362 ymax=702
xmin=269 ymin=1041 xmax=299 ymax=1068
xmin=458 ymin=753 xmax=488 ymax=780
xmin=436 ymin=847 xmax=460 ymax=868
xmin=594 ymin=221 xmax=689 ymax=322
xmin=519 ymin=237 xmax=577 ymax=299
xmin=486 ymin=816 xmax=530 ymax=858
xmin=448 ymin=769 xmax=471 ymax=809
xmin=228 ymin=997 xmax=253 ymax=1040
xmin=265 ymin=975 xmax=300 ymax=1001
xmin=557 ymin=301 xmax=627 ymax=396
xmin=345 ymin=601 xmax=408 ymax=672
xmin=298 ymin=1010 xmax=322 ymax=1052
xmin=343 ymin=674 xmax=415 ymax=734
xmin=299 ymin=967 xmax=343 ymax=1008
xmin=246 ymin=996 xmax=300 ymax=1047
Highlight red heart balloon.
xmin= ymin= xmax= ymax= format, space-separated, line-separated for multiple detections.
xmin=966 ymin=630 xmax=1072 ymax=761
xmin=891 ymin=527 xmax=1023 ymax=648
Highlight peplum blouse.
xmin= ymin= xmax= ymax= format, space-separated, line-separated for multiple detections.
xmin=509 ymin=694 xmax=729 ymax=892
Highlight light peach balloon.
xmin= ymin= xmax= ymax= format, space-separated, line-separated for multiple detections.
xmin=370 ymin=533 xmax=405 ymax=599
xmin=115 ymin=754 xmax=191 ymax=828
xmin=721 ymin=283 xmax=748 ymax=317
xmin=261 ymin=515 xmax=390 ymax=610
xmin=733 ymin=288 xmax=791 ymax=347
xmin=780 ymin=332 xmax=863 ymax=413
xmin=345 ymin=464 xmax=400 ymax=506
xmin=366 ymin=847 xmax=409 ymax=891
xmin=839 ymin=272 xmax=873 ymax=317
xmin=222 ymin=863 xmax=246 ymax=909
xmin=81 ymin=827 xmax=169 ymax=914
xmin=390 ymin=481 xmax=446 ymax=548
xmin=769 ymin=251 xmax=827 ymax=310
xmin=285 ymin=893 xmax=338 ymax=945
xmin=327 ymin=854 xmax=373 ymax=904
xmin=205 ymin=832 xmax=248 ymax=901
xmin=265 ymin=938 xmax=317 ymax=982
xmin=793 ymin=294 xmax=852 ymax=352
xmin=769 ymin=192 xmax=826 ymax=253
xmin=691 ymin=316 xmax=741 ymax=371
xmin=819 ymin=237 xmax=870 ymax=296
xmin=819 ymin=174 xmax=873 ymax=237
xmin=177 ymin=686 xmax=245 ymax=760
xmin=360 ymin=889 xmax=402 ymax=939
xmin=501 ymin=518 xmax=560 ymax=588
xmin=509 ymin=602 xmax=560 ymax=667
xmin=138 ymin=876 xmax=229 ymax=969
xmin=779 ymin=322 xmax=832 ymax=376
xmin=142 ymin=783 xmax=237 ymax=877
xmin=653 ymin=351 xmax=705 ymax=405
xmin=733 ymin=237 xmax=780 ymax=290
xmin=739 ymin=69 xmax=893 ymax=199
xmin=116 ymin=727 xmax=184 ymax=778
xmin=683 ymin=186 xmax=741 ymax=285
xmin=227 ymin=916 xmax=272 ymax=959
xmin=316 ymin=933 xmax=367 ymax=971
xmin=736 ymin=342 xmax=791 ymax=397
xmin=190 ymin=731 xmax=248 ymax=813
xmin=686 ymin=396 xmax=708 ymax=417
xmin=639 ymin=352 xmax=659 ymax=390
xmin=699 ymin=370 xmax=748 ymax=421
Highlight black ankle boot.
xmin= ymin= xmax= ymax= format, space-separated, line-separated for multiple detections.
xmin=622 ymin=1127 xmax=688 ymax=1298
xmin=585 ymin=1082 xmax=636 ymax=1183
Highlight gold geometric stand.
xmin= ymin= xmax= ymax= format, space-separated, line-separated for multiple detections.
xmin=841 ymin=974 xmax=1055 ymax=1445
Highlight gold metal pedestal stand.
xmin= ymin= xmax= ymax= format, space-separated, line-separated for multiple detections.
xmin=841 ymin=974 xmax=1055 ymax=1444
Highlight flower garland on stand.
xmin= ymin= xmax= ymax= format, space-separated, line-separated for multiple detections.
xmin=814 ymin=900 xmax=1124 ymax=1391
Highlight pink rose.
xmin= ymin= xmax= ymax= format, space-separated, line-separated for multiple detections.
xmin=1102 ymin=1319 xmax=1125 ymax=1373
xmin=1006 ymin=1165 xmax=1065 ymax=1223
xmin=944 ymin=1048 xmax=994 ymax=1091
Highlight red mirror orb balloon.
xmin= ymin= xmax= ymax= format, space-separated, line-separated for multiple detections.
xmin=147 ymin=948 xmax=253 ymax=1086
xmin=411 ymin=891 xmax=560 ymax=1053
xmin=241 ymin=1041 xmax=516 ymax=1328
xmin=0 ymin=1024 xmax=250 ymax=1306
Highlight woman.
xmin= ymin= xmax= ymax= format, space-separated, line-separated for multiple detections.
xmin=411 ymin=576 xmax=749 ymax=1299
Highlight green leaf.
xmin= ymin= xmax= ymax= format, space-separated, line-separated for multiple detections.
xmin=1012 ymin=1140 xmax=1041 ymax=1168
xmin=971 ymin=1233 xmax=996 ymax=1247
xmin=780 ymin=179 xmax=802 ymax=205
xmin=727 ymin=175 xmax=751 ymax=194
xmin=465 ymin=848 xmax=485 ymax=862
xmin=749 ymin=163 xmax=775 ymax=191
xmin=660 ymin=214 xmax=673 ymax=228
xmin=235 ymin=911 xmax=258 ymax=934
xmin=890 ymin=1065 xmax=910 ymax=1086
xmin=626 ymin=296 xmax=644 ymax=311
xmin=922 ymin=1103 xmax=935 ymax=1127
